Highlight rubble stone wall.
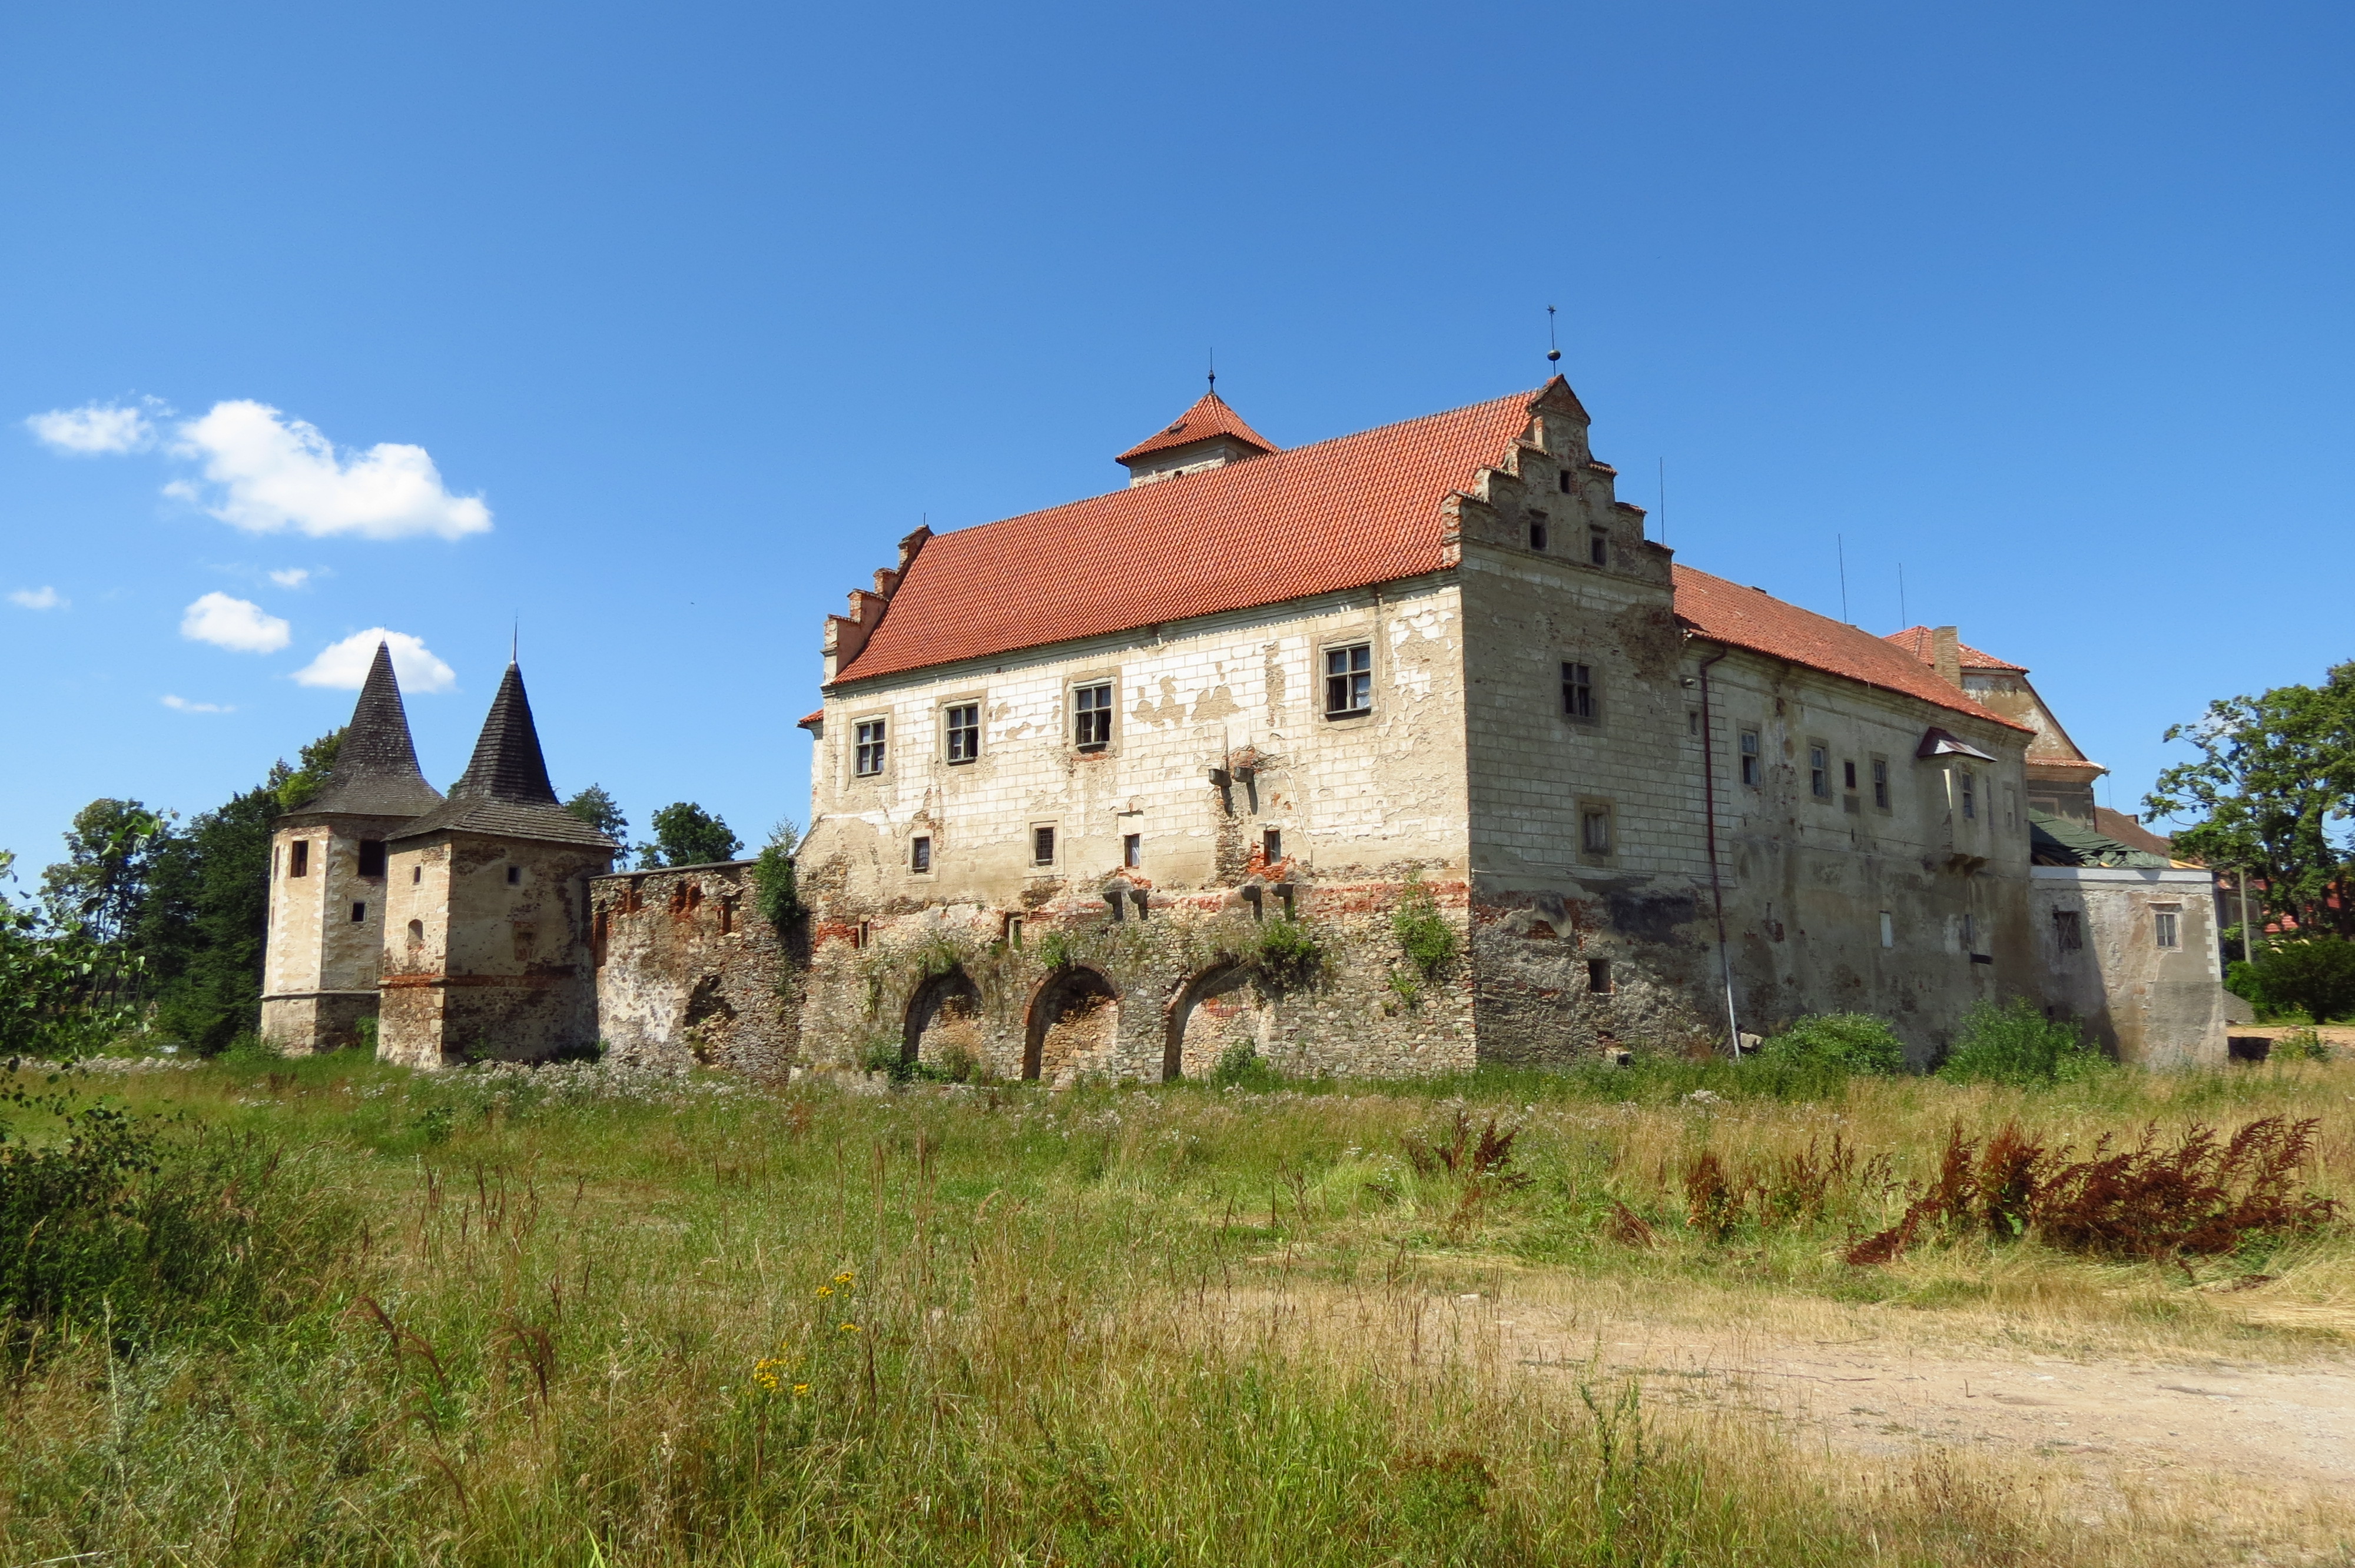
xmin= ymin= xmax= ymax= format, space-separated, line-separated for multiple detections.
xmin=590 ymin=862 xmax=798 ymax=1076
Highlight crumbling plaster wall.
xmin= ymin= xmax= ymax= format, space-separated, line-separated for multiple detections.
xmin=591 ymin=862 xmax=798 ymax=1075
xmin=2031 ymin=866 xmax=2232 ymax=1069
xmin=259 ymin=813 xmax=409 ymax=1054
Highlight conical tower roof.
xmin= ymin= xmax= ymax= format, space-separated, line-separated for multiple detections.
xmin=286 ymin=641 xmax=445 ymax=820
xmin=392 ymin=662 xmax=617 ymax=849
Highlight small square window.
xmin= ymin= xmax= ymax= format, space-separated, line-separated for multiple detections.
xmin=1587 ymin=958 xmax=1613 ymax=994
xmin=944 ymin=703 xmax=980 ymax=764
xmin=1324 ymin=644 xmax=1372 ymax=717
xmin=1123 ymin=833 xmax=1141 ymax=869
xmin=1032 ymin=825 xmax=1056 ymax=866
xmin=1739 ymin=730 xmax=1761 ymax=788
xmin=358 ymin=840 xmax=387 ymax=878
xmin=1262 ymin=828 xmax=1282 ymax=863
xmin=1581 ymin=808 xmax=1612 ymax=855
xmin=910 ymin=836 xmax=931 ymax=873
xmin=1073 ymin=683 xmax=1114 ymax=751
xmin=1529 ymin=520 xmax=1548 ymax=551
xmin=1587 ymin=529 xmax=1608 ymax=566
xmin=1871 ymin=758 xmax=1890 ymax=810
xmin=289 ymin=840 xmax=310 ymax=878
xmin=1809 ymin=743 xmax=1831 ymax=799
xmin=507 ymin=865 xmax=522 ymax=885
xmin=2154 ymin=909 xmax=2180 ymax=948
xmin=854 ymin=718 xmax=887 ymax=777
xmin=1561 ymin=662 xmax=1596 ymax=721
xmin=350 ymin=901 xmax=367 ymax=923
xmin=2053 ymin=910 xmax=2083 ymax=952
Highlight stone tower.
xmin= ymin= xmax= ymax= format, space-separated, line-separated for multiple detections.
xmin=260 ymin=642 xmax=445 ymax=1054
xmin=377 ymin=661 xmax=619 ymax=1067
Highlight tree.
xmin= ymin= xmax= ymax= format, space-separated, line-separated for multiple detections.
xmin=749 ymin=819 xmax=802 ymax=929
xmin=39 ymin=799 xmax=171 ymax=949
xmin=638 ymin=803 xmax=741 ymax=869
xmin=274 ymin=729 xmax=344 ymax=812
xmin=140 ymin=778 xmax=280 ymax=1053
xmin=2146 ymin=664 xmax=2355 ymax=939
xmin=563 ymin=785 xmax=629 ymax=849
xmin=0 ymin=851 xmax=142 ymax=1061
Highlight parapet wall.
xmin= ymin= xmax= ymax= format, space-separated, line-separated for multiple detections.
xmin=590 ymin=863 xmax=799 ymax=1076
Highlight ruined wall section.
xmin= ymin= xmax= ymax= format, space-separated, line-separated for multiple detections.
xmin=590 ymin=862 xmax=798 ymax=1075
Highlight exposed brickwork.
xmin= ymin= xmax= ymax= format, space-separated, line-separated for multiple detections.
xmin=589 ymin=863 xmax=798 ymax=1076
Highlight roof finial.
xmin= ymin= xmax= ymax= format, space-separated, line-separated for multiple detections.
xmin=1207 ymin=346 xmax=1216 ymax=394
xmin=1545 ymin=304 xmax=1561 ymax=367
xmin=511 ymin=615 xmax=518 ymax=667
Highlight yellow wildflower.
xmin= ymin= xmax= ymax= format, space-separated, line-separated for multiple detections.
xmin=815 ymin=1284 xmax=833 ymax=1298
xmin=833 ymin=1271 xmax=854 ymax=1285
xmin=838 ymin=1322 xmax=860 ymax=1334
xmin=792 ymin=1383 xmax=810 ymax=1397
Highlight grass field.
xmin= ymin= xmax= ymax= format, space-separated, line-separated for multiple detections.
xmin=1 ymin=1049 xmax=2350 ymax=1566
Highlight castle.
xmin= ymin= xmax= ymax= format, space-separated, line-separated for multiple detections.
xmin=260 ymin=376 xmax=2238 ymax=1074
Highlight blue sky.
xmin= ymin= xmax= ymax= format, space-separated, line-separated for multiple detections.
xmin=2 ymin=2 xmax=2349 ymax=869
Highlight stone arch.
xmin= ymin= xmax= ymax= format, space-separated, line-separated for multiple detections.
xmin=903 ymin=966 xmax=984 ymax=1068
xmin=1165 ymin=961 xmax=1267 ymax=1081
xmin=1023 ymin=967 xmax=1120 ymax=1084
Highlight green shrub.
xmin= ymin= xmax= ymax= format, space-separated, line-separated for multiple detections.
xmin=1391 ymin=873 xmax=1458 ymax=978
xmin=1034 ymin=928 xmax=1078 ymax=974
xmin=351 ymin=1015 xmax=379 ymax=1055
xmin=749 ymin=823 xmax=802 ymax=932
xmin=2271 ymin=1026 xmax=2336 ymax=1063
xmin=1757 ymin=1013 xmax=1905 ymax=1075
xmin=1209 ymin=1041 xmax=1282 ymax=1091
xmin=2237 ymin=939 xmax=2355 ymax=1024
xmin=1250 ymin=917 xmax=1324 ymax=986
xmin=1936 ymin=998 xmax=2105 ymax=1087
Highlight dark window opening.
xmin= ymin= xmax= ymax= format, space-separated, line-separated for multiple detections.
xmin=1032 ymin=825 xmax=1056 ymax=866
xmin=1324 ymin=644 xmax=1372 ymax=717
xmin=1587 ymin=958 xmax=1613 ymax=994
xmin=854 ymin=718 xmax=886 ymax=777
xmin=507 ymin=864 xmax=522 ymax=885
xmin=1688 ymin=710 xmax=1700 ymax=736
xmin=1074 ymin=683 xmax=1113 ymax=751
xmin=1003 ymin=913 xmax=1023 ymax=947
xmin=412 ymin=865 xmax=422 ymax=885
xmin=1843 ymin=760 xmax=1858 ymax=792
xmin=1739 ymin=730 xmax=1761 ymax=787
xmin=357 ymin=839 xmax=386 ymax=878
xmin=1262 ymin=828 xmax=1282 ymax=863
xmin=289 ymin=840 xmax=309 ymax=878
xmin=2052 ymin=910 xmax=2082 ymax=952
xmin=406 ymin=918 xmax=424 ymax=948
xmin=854 ymin=921 xmax=871 ymax=950
xmin=945 ymin=703 xmax=980 ymax=763
xmin=1557 ymin=470 xmax=1573 ymax=494
xmin=1588 ymin=530 xmax=1608 ymax=566
xmin=718 ymin=898 xmax=734 ymax=935
xmin=1529 ymin=520 xmax=1548 ymax=551
xmin=1562 ymin=661 xmax=1596 ymax=720
xmin=1123 ymin=833 xmax=1141 ymax=869
xmin=350 ymin=901 xmax=366 ymax=923
xmin=1872 ymin=759 xmax=1890 ymax=809
xmin=910 ymin=836 xmax=932 ymax=873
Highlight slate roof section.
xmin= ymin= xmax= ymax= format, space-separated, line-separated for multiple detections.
xmin=284 ymin=640 xmax=446 ymax=822
xmin=833 ymin=385 xmax=1557 ymax=685
xmin=2094 ymin=807 xmax=2177 ymax=860
xmin=393 ymin=663 xmax=618 ymax=849
xmin=1882 ymin=625 xmax=2027 ymax=673
xmin=1115 ymin=390 xmax=1281 ymax=465
xmin=1672 ymin=567 xmax=2031 ymax=732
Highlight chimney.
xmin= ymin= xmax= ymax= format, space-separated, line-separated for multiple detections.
xmin=1931 ymin=626 xmax=1962 ymax=690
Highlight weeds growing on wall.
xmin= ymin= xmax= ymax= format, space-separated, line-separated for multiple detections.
xmin=1391 ymin=872 xmax=1458 ymax=979
xmin=1249 ymin=916 xmax=1324 ymax=986
xmin=749 ymin=823 xmax=803 ymax=932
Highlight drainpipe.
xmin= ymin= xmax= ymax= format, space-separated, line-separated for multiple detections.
xmin=1694 ymin=643 xmax=1742 ymax=1056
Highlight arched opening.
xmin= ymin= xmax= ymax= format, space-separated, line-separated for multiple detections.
xmin=1165 ymin=961 xmax=1265 ymax=1081
xmin=1023 ymin=968 xmax=1119 ymax=1084
xmin=903 ymin=966 xmax=984 ymax=1068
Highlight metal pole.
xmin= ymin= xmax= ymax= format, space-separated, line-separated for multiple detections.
xmin=1696 ymin=644 xmax=1741 ymax=1055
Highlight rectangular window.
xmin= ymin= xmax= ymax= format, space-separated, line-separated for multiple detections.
xmin=1581 ymin=806 xmax=1612 ymax=855
xmin=1587 ymin=529 xmax=1608 ymax=566
xmin=2154 ymin=909 xmax=2180 ymax=948
xmin=1003 ymin=913 xmax=1023 ymax=947
xmin=350 ymin=901 xmax=367 ymax=923
xmin=1073 ymin=683 xmax=1113 ymax=751
xmin=357 ymin=839 xmax=387 ymax=878
xmin=1809 ymin=743 xmax=1830 ymax=799
xmin=289 ymin=839 xmax=309 ymax=878
xmin=507 ymin=865 xmax=522 ymax=885
xmin=1123 ymin=833 xmax=1141 ymax=869
xmin=854 ymin=718 xmax=887 ymax=777
xmin=1032 ymin=825 xmax=1056 ymax=866
xmin=1843 ymin=760 xmax=1858 ymax=792
xmin=1587 ymin=958 xmax=1613 ymax=994
xmin=1561 ymin=662 xmax=1596 ymax=720
xmin=1262 ymin=828 xmax=1283 ymax=863
xmin=1960 ymin=769 xmax=1977 ymax=820
xmin=1324 ymin=644 xmax=1372 ymax=717
xmin=910 ymin=836 xmax=931 ymax=873
xmin=2005 ymin=786 xmax=2019 ymax=830
xmin=1687 ymin=710 xmax=1700 ymax=737
xmin=2053 ymin=910 xmax=2083 ymax=952
xmin=1962 ymin=913 xmax=1976 ymax=949
xmin=1529 ymin=520 xmax=1548 ymax=551
xmin=1739 ymin=730 xmax=1761 ymax=788
xmin=1872 ymin=757 xmax=1890 ymax=810
xmin=1557 ymin=469 xmax=1572 ymax=494
xmin=944 ymin=703 xmax=980 ymax=764
xmin=1879 ymin=911 xmax=1895 ymax=948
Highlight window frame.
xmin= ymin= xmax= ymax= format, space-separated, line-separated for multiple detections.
xmin=942 ymin=700 xmax=981 ymax=766
xmin=1739 ymin=729 xmax=1762 ymax=788
xmin=1071 ymin=681 xmax=1115 ymax=753
xmin=1528 ymin=519 xmax=1548 ymax=552
xmin=1322 ymin=640 xmax=1374 ymax=720
xmin=2053 ymin=909 xmax=2084 ymax=952
xmin=1959 ymin=768 xmax=1977 ymax=820
xmin=1808 ymin=740 xmax=1832 ymax=800
xmin=1578 ymin=800 xmax=1614 ymax=861
xmin=1123 ymin=833 xmax=1141 ymax=869
xmin=1030 ymin=823 xmax=1058 ymax=868
xmin=1870 ymin=755 xmax=1891 ymax=812
xmin=852 ymin=715 xmax=888 ymax=779
xmin=2152 ymin=907 xmax=2181 ymax=949
xmin=288 ymin=839 xmax=310 ymax=878
xmin=1561 ymin=660 xmax=1597 ymax=723
xmin=909 ymin=835 xmax=933 ymax=875
xmin=357 ymin=839 xmax=387 ymax=879
xmin=1586 ymin=527 xmax=1608 ymax=567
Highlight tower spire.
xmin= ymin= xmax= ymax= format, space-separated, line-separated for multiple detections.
xmin=288 ymin=640 xmax=445 ymax=819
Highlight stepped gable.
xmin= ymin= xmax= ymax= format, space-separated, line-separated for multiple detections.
xmin=1672 ymin=567 xmax=2030 ymax=732
xmin=285 ymin=640 xmax=445 ymax=820
xmin=832 ymin=384 xmax=1563 ymax=685
xmin=393 ymin=662 xmax=617 ymax=848
xmin=1114 ymin=389 xmax=1280 ymax=465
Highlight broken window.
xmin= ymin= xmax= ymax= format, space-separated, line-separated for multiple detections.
xmin=358 ymin=839 xmax=387 ymax=878
xmin=1557 ymin=470 xmax=1573 ymax=494
xmin=1032 ymin=825 xmax=1056 ymax=866
xmin=1324 ymin=644 xmax=1372 ymax=718
xmin=1587 ymin=958 xmax=1613 ymax=994
xmin=1739 ymin=730 xmax=1762 ymax=787
xmin=1561 ymin=662 xmax=1596 ymax=721
xmin=1872 ymin=757 xmax=1890 ymax=810
xmin=1587 ymin=529 xmax=1608 ymax=566
xmin=1073 ymin=683 xmax=1113 ymax=752
xmin=910 ymin=836 xmax=931 ymax=873
xmin=854 ymin=718 xmax=887 ymax=777
xmin=2154 ymin=908 xmax=2180 ymax=949
xmin=1809 ymin=743 xmax=1831 ymax=799
xmin=944 ymin=703 xmax=980 ymax=764
xmin=289 ymin=840 xmax=309 ymax=878
xmin=2053 ymin=910 xmax=2083 ymax=952
xmin=1123 ymin=833 xmax=1141 ymax=869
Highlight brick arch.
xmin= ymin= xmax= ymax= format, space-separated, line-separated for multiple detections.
xmin=1164 ymin=960 xmax=1250 ymax=1082
xmin=1023 ymin=967 xmax=1120 ymax=1084
xmin=902 ymin=966 xmax=983 ymax=1067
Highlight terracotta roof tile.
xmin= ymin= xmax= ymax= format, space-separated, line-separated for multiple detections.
xmin=1673 ymin=569 xmax=2029 ymax=732
xmin=833 ymin=387 xmax=1550 ymax=685
xmin=1114 ymin=390 xmax=1280 ymax=464
xmin=1882 ymin=625 xmax=2026 ymax=673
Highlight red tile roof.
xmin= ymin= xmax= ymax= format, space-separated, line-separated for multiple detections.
xmin=832 ymin=387 xmax=1553 ymax=685
xmin=1674 ymin=567 xmax=2029 ymax=732
xmin=1114 ymin=390 xmax=1281 ymax=464
xmin=1882 ymin=625 xmax=2026 ymax=673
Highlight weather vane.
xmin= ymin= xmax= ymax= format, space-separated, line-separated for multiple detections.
xmin=1547 ymin=305 xmax=1561 ymax=366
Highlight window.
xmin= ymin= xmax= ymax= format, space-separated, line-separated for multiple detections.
xmin=1739 ymin=730 xmax=1762 ymax=787
xmin=1557 ymin=469 xmax=1573 ymax=494
xmin=1871 ymin=758 xmax=1890 ymax=810
xmin=1529 ymin=520 xmax=1548 ymax=551
xmin=1581 ymin=806 xmax=1612 ymax=855
xmin=854 ymin=718 xmax=887 ymax=777
xmin=944 ymin=703 xmax=980 ymax=764
xmin=358 ymin=840 xmax=387 ymax=878
xmin=412 ymin=865 xmax=422 ymax=885
xmin=1003 ymin=913 xmax=1023 ymax=947
xmin=1561 ymin=662 xmax=1596 ymax=720
xmin=1960 ymin=769 xmax=1976 ymax=820
xmin=1843 ymin=760 xmax=1858 ymax=792
xmin=1587 ymin=529 xmax=1608 ymax=566
xmin=910 ymin=836 xmax=932 ymax=873
xmin=2154 ymin=909 xmax=2181 ymax=949
xmin=854 ymin=921 xmax=871 ymax=950
xmin=1879 ymin=911 xmax=1895 ymax=948
xmin=1809 ymin=743 xmax=1831 ymax=799
xmin=1262 ymin=828 xmax=1283 ymax=863
xmin=406 ymin=919 xmax=424 ymax=948
xmin=1073 ymin=683 xmax=1113 ymax=751
xmin=507 ymin=865 xmax=522 ymax=885
xmin=2052 ymin=910 xmax=2083 ymax=952
xmin=1688 ymin=710 xmax=1700 ymax=737
xmin=1587 ymin=958 xmax=1613 ymax=994
xmin=351 ymin=901 xmax=367 ymax=923
xmin=1123 ymin=833 xmax=1141 ymax=869
xmin=1324 ymin=644 xmax=1372 ymax=717
xmin=289 ymin=839 xmax=310 ymax=878
xmin=1032 ymin=825 xmax=1056 ymax=866
xmin=2004 ymin=786 xmax=2019 ymax=831
xmin=1961 ymin=913 xmax=1976 ymax=949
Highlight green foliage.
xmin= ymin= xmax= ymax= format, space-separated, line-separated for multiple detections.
xmin=638 ymin=801 xmax=741 ymax=869
xmin=38 ymin=798 xmax=171 ymax=947
xmin=272 ymin=728 xmax=344 ymax=813
xmin=1034 ymin=927 xmax=1078 ymax=974
xmin=562 ymin=784 xmax=629 ymax=848
xmin=749 ymin=819 xmax=802 ymax=930
xmin=139 ymin=776 xmax=281 ymax=1053
xmin=1936 ymin=998 xmax=2105 ymax=1087
xmin=1208 ymin=1039 xmax=1281 ymax=1090
xmin=2271 ymin=1027 xmax=2336 ymax=1063
xmin=353 ymin=1014 xmax=379 ymax=1056
xmin=2147 ymin=663 xmax=2355 ymax=938
xmin=1390 ymin=872 xmax=1458 ymax=979
xmin=2233 ymin=938 xmax=2355 ymax=1024
xmin=1249 ymin=916 xmax=1324 ymax=986
xmin=0 ymin=893 xmax=142 ymax=1062
xmin=1757 ymin=1013 xmax=1906 ymax=1075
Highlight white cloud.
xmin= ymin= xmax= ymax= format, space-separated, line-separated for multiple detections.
xmin=180 ymin=591 xmax=291 ymax=653
xmin=161 ymin=695 xmax=234 ymax=714
xmin=8 ymin=586 xmax=64 ymax=610
xmin=294 ymin=629 xmax=456 ymax=693
xmin=171 ymin=401 xmax=491 ymax=540
xmin=267 ymin=568 xmax=311 ymax=589
xmin=26 ymin=402 xmax=155 ymax=455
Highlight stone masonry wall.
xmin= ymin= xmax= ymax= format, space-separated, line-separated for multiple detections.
xmin=260 ymin=812 xmax=411 ymax=1054
xmin=591 ymin=862 xmax=798 ymax=1076
xmin=2032 ymin=866 xmax=2232 ymax=1069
